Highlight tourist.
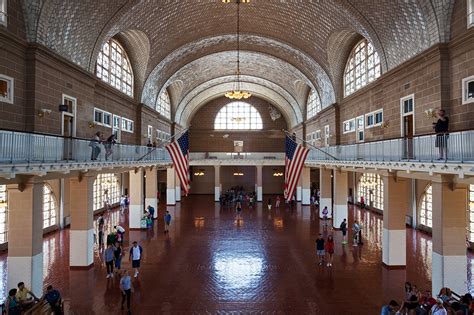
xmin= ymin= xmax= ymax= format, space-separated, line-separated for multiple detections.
xmin=16 ymin=282 xmax=39 ymax=309
xmin=5 ymin=288 xmax=20 ymax=315
xmin=340 ymin=218 xmax=348 ymax=244
xmin=43 ymin=285 xmax=62 ymax=315
xmin=267 ymin=198 xmax=272 ymax=210
xmin=236 ymin=200 xmax=242 ymax=219
xmin=114 ymin=242 xmax=123 ymax=272
xmin=360 ymin=195 xmax=366 ymax=209
xmin=114 ymin=225 xmax=125 ymax=245
xmin=129 ymin=241 xmax=143 ymax=278
xmin=275 ymin=195 xmax=281 ymax=208
xmin=430 ymin=298 xmax=447 ymax=315
xmin=433 ymin=109 xmax=449 ymax=160
xmin=322 ymin=206 xmax=328 ymax=226
xmin=89 ymin=131 xmax=102 ymax=160
xmin=419 ymin=290 xmax=436 ymax=313
xmin=104 ymin=134 xmax=116 ymax=161
xmin=380 ymin=300 xmax=399 ymax=315
xmin=315 ymin=233 xmax=325 ymax=266
xmin=120 ymin=269 xmax=132 ymax=311
xmin=164 ymin=210 xmax=172 ymax=233
xmin=147 ymin=204 xmax=155 ymax=219
xmin=120 ymin=195 xmax=127 ymax=214
xmin=352 ymin=220 xmax=361 ymax=246
xmin=98 ymin=215 xmax=105 ymax=251
xmin=104 ymin=243 xmax=115 ymax=278
xmin=325 ymin=235 xmax=335 ymax=267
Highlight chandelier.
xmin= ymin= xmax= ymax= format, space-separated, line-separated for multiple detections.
xmin=224 ymin=0 xmax=251 ymax=100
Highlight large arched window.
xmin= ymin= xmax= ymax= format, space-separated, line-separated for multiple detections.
xmin=93 ymin=173 xmax=120 ymax=211
xmin=214 ymin=102 xmax=263 ymax=130
xmin=344 ymin=39 xmax=381 ymax=96
xmin=96 ymin=39 xmax=134 ymax=97
xmin=419 ymin=185 xmax=433 ymax=228
xmin=307 ymin=89 xmax=322 ymax=119
xmin=0 ymin=185 xmax=7 ymax=243
xmin=157 ymin=90 xmax=171 ymax=119
xmin=357 ymin=173 xmax=383 ymax=210
xmin=43 ymin=184 xmax=57 ymax=228
xmin=467 ymin=185 xmax=474 ymax=242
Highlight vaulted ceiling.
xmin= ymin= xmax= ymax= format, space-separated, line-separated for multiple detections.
xmin=21 ymin=0 xmax=454 ymax=127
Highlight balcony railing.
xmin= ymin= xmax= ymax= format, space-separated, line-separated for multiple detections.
xmin=307 ymin=130 xmax=474 ymax=163
xmin=0 ymin=130 xmax=171 ymax=164
xmin=190 ymin=152 xmax=285 ymax=160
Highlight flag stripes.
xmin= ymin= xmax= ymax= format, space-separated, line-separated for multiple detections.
xmin=284 ymin=135 xmax=309 ymax=200
xmin=166 ymin=131 xmax=190 ymax=196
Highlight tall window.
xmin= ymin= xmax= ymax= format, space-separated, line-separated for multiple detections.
xmin=96 ymin=39 xmax=133 ymax=97
xmin=157 ymin=90 xmax=171 ymax=119
xmin=214 ymin=102 xmax=263 ymax=130
xmin=0 ymin=185 xmax=7 ymax=243
xmin=469 ymin=0 xmax=474 ymax=28
xmin=43 ymin=184 xmax=57 ymax=228
xmin=468 ymin=185 xmax=474 ymax=242
xmin=306 ymin=89 xmax=322 ymax=119
xmin=357 ymin=173 xmax=383 ymax=210
xmin=344 ymin=39 xmax=381 ymax=96
xmin=93 ymin=173 xmax=120 ymax=211
xmin=419 ymin=185 xmax=433 ymax=228
xmin=0 ymin=0 xmax=7 ymax=26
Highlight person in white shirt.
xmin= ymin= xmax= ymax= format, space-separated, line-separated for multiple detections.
xmin=129 ymin=241 xmax=143 ymax=278
xmin=430 ymin=299 xmax=447 ymax=315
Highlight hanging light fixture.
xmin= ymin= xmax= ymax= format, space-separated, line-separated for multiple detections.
xmin=224 ymin=0 xmax=251 ymax=100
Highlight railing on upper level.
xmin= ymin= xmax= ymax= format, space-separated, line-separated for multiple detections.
xmin=307 ymin=130 xmax=474 ymax=163
xmin=190 ymin=152 xmax=285 ymax=160
xmin=0 ymin=130 xmax=171 ymax=164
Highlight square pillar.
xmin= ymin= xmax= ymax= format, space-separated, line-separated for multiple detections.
xmin=7 ymin=182 xmax=44 ymax=297
xmin=382 ymin=175 xmax=408 ymax=267
xmin=333 ymin=169 xmax=348 ymax=228
xmin=431 ymin=177 xmax=467 ymax=295
xmin=145 ymin=168 xmax=158 ymax=219
xmin=256 ymin=165 xmax=263 ymax=202
xmin=166 ymin=167 xmax=176 ymax=205
xmin=69 ymin=176 xmax=94 ymax=267
xmin=214 ymin=165 xmax=221 ymax=202
xmin=296 ymin=180 xmax=302 ymax=202
xmin=175 ymin=173 xmax=181 ymax=202
xmin=129 ymin=169 xmax=144 ymax=229
xmin=301 ymin=167 xmax=311 ymax=205
xmin=319 ymin=168 xmax=332 ymax=218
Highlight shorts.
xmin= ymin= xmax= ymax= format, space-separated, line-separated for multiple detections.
xmin=342 ymin=230 xmax=347 ymax=236
xmin=317 ymin=250 xmax=325 ymax=256
xmin=132 ymin=259 xmax=141 ymax=268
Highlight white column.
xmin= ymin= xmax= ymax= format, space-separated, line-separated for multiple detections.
xmin=145 ymin=168 xmax=158 ymax=219
xmin=175 ymin=173 xmax=181 ymax=202
xmin=166 ymin=167 xmax=176 ymax=205
xmin=431 ymin=177 xmax=467 ymax=295
xmin=256 ymin=165 xmax=263 ymax=202
xmin=214 ymin=165 xmax=221 ymax=202
xmin=296 ymin=185 xmax=302 ymax=202
xmin=301 ymin=167 xmax=311 ymax=205
xmin=69 ymin=176 xmax=94 ymax=267
xmin=333 ymin=169 xmax=348 ymax=228
xmin=7 ymin=181 xmax=44 ymax=297
xmin=382 ymin=175 xmax=407 ymax=266
xmin=129 ymin=169 xmax=144 ymax=229
xmin=319 ymin=168 xmax=332 ymax=218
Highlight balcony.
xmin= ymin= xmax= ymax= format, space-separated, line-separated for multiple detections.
xmin=189 ymin=152 xmax=285 ymax=166
xmin=0 ymin=130 xmax=171 ymax=178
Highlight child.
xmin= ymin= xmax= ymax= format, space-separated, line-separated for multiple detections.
xmin=325 ymin=235 xmax=335 ymax=267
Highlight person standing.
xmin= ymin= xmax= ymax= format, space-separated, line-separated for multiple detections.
xmin=267 ymin=198 xmax=272 ymax=210
xmin=5 ymin=288 xmax=20 ymax=315
xmin=275 ymin=196 xmax=281 ymax=208
xmin=236 ymin=200 xmax=242 ymax=220
xmin=114 ymin=225 xmax=125 ymax=245
xmin=114 ymin=242 xmax=123 ymax=273
xmin=120 ymin=195 xmax=127 ymax=214
xmin=322 ymin=206 xmax=329 ymax=226
xmin=315 ymin=233 xmax=325 ymax=266
xmin=129 ymin=241 xmax=143 ymax=278
xmin=89 ymin=131 xmax=102 ymax=160
xmin=120 ymin=269 xmax=132 ymax=312
xmin=164 ymin=210 xmax=172 ymax=233
xmin=104 ymin=243 xmax=115 ymax=278
xmin=433 ymin=109 xmax=449 ymax=160
xmin=325 ymin=235 xmax=335 ymax=267
xmin=352 ymin=220 xmax=361 ymax=246
xmin=147 ymin=205 xmax=155 ymax=220
xmin=340 ymin=218 xmax=348 ymax=244
xmin=104 ymin=134 xmax=116 ymax=161
xmin=98 ymin=215 xmax=105 ymax=251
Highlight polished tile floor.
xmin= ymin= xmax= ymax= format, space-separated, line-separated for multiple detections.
xmin=1 ymin=195 xmax=473 ymax=314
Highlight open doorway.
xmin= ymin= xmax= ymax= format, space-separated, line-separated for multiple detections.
xmin=401 ymin=95 xmax=415 ymax=159
xmin=61 ymin=94 xmax=76 ymax=160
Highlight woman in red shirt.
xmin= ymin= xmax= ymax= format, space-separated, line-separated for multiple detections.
xmin=325 ymin=235 xmax=335 ymax=267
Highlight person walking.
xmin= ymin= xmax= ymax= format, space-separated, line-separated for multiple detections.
xmin=129 ymin=241 xmax=143 ymax=278
xmin=236 ymin=200 xmax=242 ymax=220
xmin=98 ymin=215 xmax=105 ymax=251
xmin=89 ymin=131 xmax=102 ymax=160
xmin=104 ymin=134 xmax=116 ymax=161
xmin=114 ymin=242 xmax=123 ymax=273
xmin=120 ymin=269 xmax=132 ymax=312
xmin=322 ymin=206 xmax=329 ymax=227
xmin=315 ymin=233 xmax=325 ymax=266
xmin=352 ymin=220 xmax=361 ymax=246
xmin=433 ymin=109 xmax=449 ymax=160
xmin=325 ymin=235 xmax=335 ymax=267
xmin=114 ymin=225 xmax=125 ymax=245
xmin=340 ymin=218 xmax=348 ymax=244
xmin=267 ymin=198 xmax=272 ymax=210
xmin=275 ymin=196 xmax=281 ymax=208
xmin=104 ymin=243 xmax=115 ymax=278
xmin=147 ymin=205 xmax=155 ymax=220
xmin=164 ymin=210 xmax=172 ymax=233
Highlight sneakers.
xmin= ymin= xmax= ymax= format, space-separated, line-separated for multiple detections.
xmin=134 ymin=271 xmax=138 ymax=278
xmin=342 ymin=241 xmax=347 ymax=245
xmin=353 ymin=243 xmax=358 ymax=247
xmin=106 ymin=273 xmax=111 ymax=278
xmin=326 ymin=263 xmax=330 ymax=267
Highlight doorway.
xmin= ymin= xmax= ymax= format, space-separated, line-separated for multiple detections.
xmin=61 ymin=95 xmax=77 ymax=160
xmin=356 ymin=115 xmax=364 ymax=143
xmin=401 ymin=95 xmax=415 ymax=159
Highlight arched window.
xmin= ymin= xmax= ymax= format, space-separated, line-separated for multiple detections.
xmin=307 ymin=89 xmax=322 ymax=119
xmin=157 ymin=90 xmax=171 ymax=119
xmin=93 ymin=173 xmax=120 ymax=211
xmin=43 ymin=184 xmax=57 ymax=228
xmin=96 ymin=39 xmax=134 ymax=97
xmin=467 ymin=185 xmax=474 ymax=242
xmin=419 ymin=185 xmax=433 ymax=228
xmin=214 ymin=101 xmax=263 ymax=130
xmin=357 ymin=173 xmax=383 ymax=210
xmin=0 ymin=185 xmax=7 ymax=243
xmin=344 ymin=39 xmax=381 ymax=96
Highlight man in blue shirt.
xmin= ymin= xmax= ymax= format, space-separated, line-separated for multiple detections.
xmin=164 ymin=211 xmax=172 ymax=233
xmin=43 ymin=285 xmax=62 ymax=315
xmin=120 ymin=269 xmax=132 ymax=311
xmin=381 ymin=300 xmax=399 ymax=315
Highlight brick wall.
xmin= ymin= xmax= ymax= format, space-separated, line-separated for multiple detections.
xmin=189 ymin=96 xmax=288 ymax=152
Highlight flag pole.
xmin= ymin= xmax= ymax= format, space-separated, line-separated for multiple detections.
xmin=137 ymin=128 xmax=189 ymax=161
xmin=282 ymin=129 xmax=338 ymax=161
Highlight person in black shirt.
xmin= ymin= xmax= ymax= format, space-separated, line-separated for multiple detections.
xmin=340 ymin=218 xmax=348 ymax=244
xmin=315 ymin=233 xmax=325 ymax=266
xmin=433 ymin=109 xmax=449 ymax=160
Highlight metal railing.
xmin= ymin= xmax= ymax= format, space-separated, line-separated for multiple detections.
xmin=307 ymin=130 xmax=474 ymax=163
xmin=0 ymin=130 xmax=171 ymax=164
xmin=190 ymin=152 xmax=285 ymax=160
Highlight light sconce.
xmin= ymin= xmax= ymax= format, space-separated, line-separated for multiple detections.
xmin=88 ymin=121 xmax=97 ymax=128
xmin=424 ymin=108 xmax=437 ymax=119
xmin=380 ymin=120 xmax=390 ymax=129
xmin=273 ymin=171 xmax=284 ymax=177
xmin=37 ymin=108 xmax=52 ymax=118
xmin=233 ymin=172 xmax=244 ymax=176
xmin=193 ymin=169 xmax=205 ymax=176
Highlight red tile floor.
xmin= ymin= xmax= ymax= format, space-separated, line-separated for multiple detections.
xmin=1 ymin=195 xmax=473 ymax=314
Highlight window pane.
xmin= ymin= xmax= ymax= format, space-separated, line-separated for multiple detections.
xmin=214 ymin=102 xmax=263 ymax=130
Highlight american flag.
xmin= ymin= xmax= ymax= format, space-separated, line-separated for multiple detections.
xmin=284 ymin=135 xmax=309 ymax=200
xmin=165 ymin=131 xmax=190 ymax=196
